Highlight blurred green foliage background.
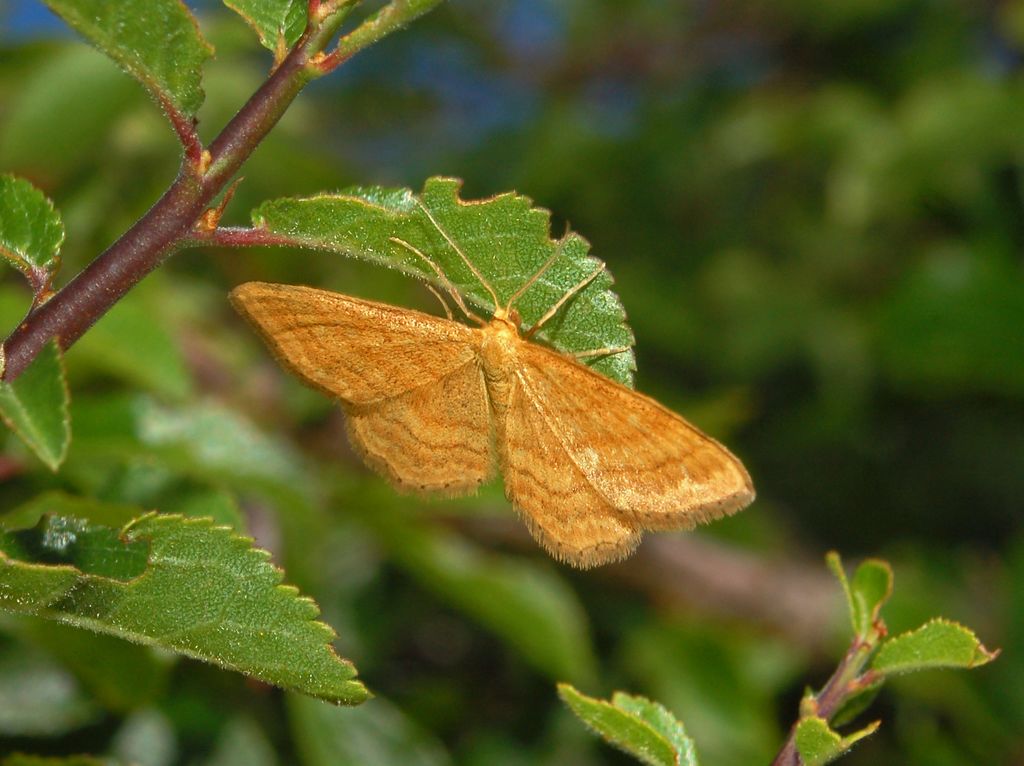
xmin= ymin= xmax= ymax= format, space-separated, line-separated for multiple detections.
xmin=1 ymin=0 xmax=1022 ymax=764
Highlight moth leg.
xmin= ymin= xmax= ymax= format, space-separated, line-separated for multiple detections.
xmin=572 ymin=345 xmax=632 ymax=360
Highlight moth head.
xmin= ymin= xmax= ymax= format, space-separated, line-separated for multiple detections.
xmin=489 ymin=306 xmax=522 ymax=338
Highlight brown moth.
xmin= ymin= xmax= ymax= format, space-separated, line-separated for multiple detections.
xmin=230 ymin=206 xmax=753 ymax=567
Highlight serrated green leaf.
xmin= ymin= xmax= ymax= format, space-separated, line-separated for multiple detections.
xmin=289 ymin=693 xmax=453 ymax=766
xmin=0 ymin=642 xmax=98 ymax=736
xmin=558 ymin=684 xmax=696 ymax=766
xmin=253 ymin=176 xmax=637 ymax=386
xmin=43 ymin=0 xmax=213 ymax=119
xmin=224 ymin=0 xmax=308 ymax=53
xmin=0 ymin=513 xmax=367 ymax=705
xmin=0 ymin=340 xmax=71 ymax=471
xmin=794 ymin=716 xmax=878 ymax=766
xmin=871 ymin=618 xmax=998 ymax=676
xmin=611 ymin=692 xmax=700 ymax=766
xmin=0 ymin=174 xmax=64 ymax=293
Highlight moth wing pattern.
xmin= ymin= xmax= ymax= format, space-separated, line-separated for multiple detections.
xmin=231 ymin=282 xmax=495 ymax=492
xmin=513 ymin=341 xmax=754 ymax=533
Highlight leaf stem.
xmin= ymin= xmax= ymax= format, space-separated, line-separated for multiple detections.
xmin=159 ymin=92 xmax=204 ymax=167
xmin=185 ymin=226 xmax=299 ymax=249
xmin=769 ymin=640 xmax=873 ymax=766
xmin=318 ymin=0 xmax=445 ymax=73
xmin=0 ymin=1 xmax=429 ymax=381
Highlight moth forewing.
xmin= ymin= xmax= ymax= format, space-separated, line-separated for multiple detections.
xmin=231 ymin=281 xmax=755 ymax=568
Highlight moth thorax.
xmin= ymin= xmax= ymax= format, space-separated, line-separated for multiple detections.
xmin=480 ymin=319 xmax=519 ymax=414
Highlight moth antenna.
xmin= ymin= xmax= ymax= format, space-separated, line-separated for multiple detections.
xmin=389 ymin=236 xmax=485 ymax=325
xmin=425 ymin=283 xmax=454 ymax=321
xmin=573 ymin=345 xmax=631 ymax=360
xmin=505 ymin=247 xmax=561 ymax=313
xmin=416 ymin=199 xmax=502 ymax=311
xmin=526 ymin=260 xmax=606 ymax=337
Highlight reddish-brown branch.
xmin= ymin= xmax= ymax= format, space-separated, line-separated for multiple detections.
xmin=0 ymin=33 xmax=315 ymax=381
xmin=770 ymin=642 xmax=872 ymax=766
xmin=1 ymin=0 xmax=429 ymax=381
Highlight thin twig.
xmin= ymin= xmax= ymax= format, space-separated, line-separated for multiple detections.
xmin=769 ymin=640 xmax=875 ymax=766
xmin=0 ymin=5 xmax=363 ymax=381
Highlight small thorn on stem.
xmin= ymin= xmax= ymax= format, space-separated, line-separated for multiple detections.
xmin=196 ymin=177 xmax=244 ymax=233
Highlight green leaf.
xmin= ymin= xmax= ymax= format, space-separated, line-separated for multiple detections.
xmin=289 ymin=692 xmax=453 ymax=766
xmin=0 ymin=642 xmax=98 ymax=736
xmin=253 ymin=176 xmax=637 ymax=386
xmin=224 ymin=0 xmax=308 ymax=53
xmin=42 ymin=0 xmax=213 ymax=119
xmin=0 ymin=174 xmax=64 ymax=294
xmin=0 ymin=340 xmax=71 ymax=471
xmin=558 ymin=684 xmax=697 ymax=766
xmin=0 ymin=513 xmax=368 ymax=705
xmin=826 ymin=552 xmax=892 ymax=639
xmin=612 ymin=692 xmax=700 ymax=766
xmin=871 ymin=618 xmax=998 ymax=676
xmin=794 ymin=716 xmax=878 ymax=766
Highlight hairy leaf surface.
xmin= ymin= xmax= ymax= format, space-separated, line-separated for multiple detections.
xmin=253 ymin=177 xmax=637 ymax=386
xmin=0 ymin=174 xmax=63 ymax=295
xmin=559 ymin=684 xmax=698 ymax=766
xmin=0 ymin=513 xmax=367 ymax=705
xmin=224 ymin=0 xmax=308 ymax=53
xmin=794 ymin=716 xmax=878 ymax=766
xmin=43 ymin=0 xmax=213 ymax=118
xmin=872 ymin=618 xmax=997 ymax=675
